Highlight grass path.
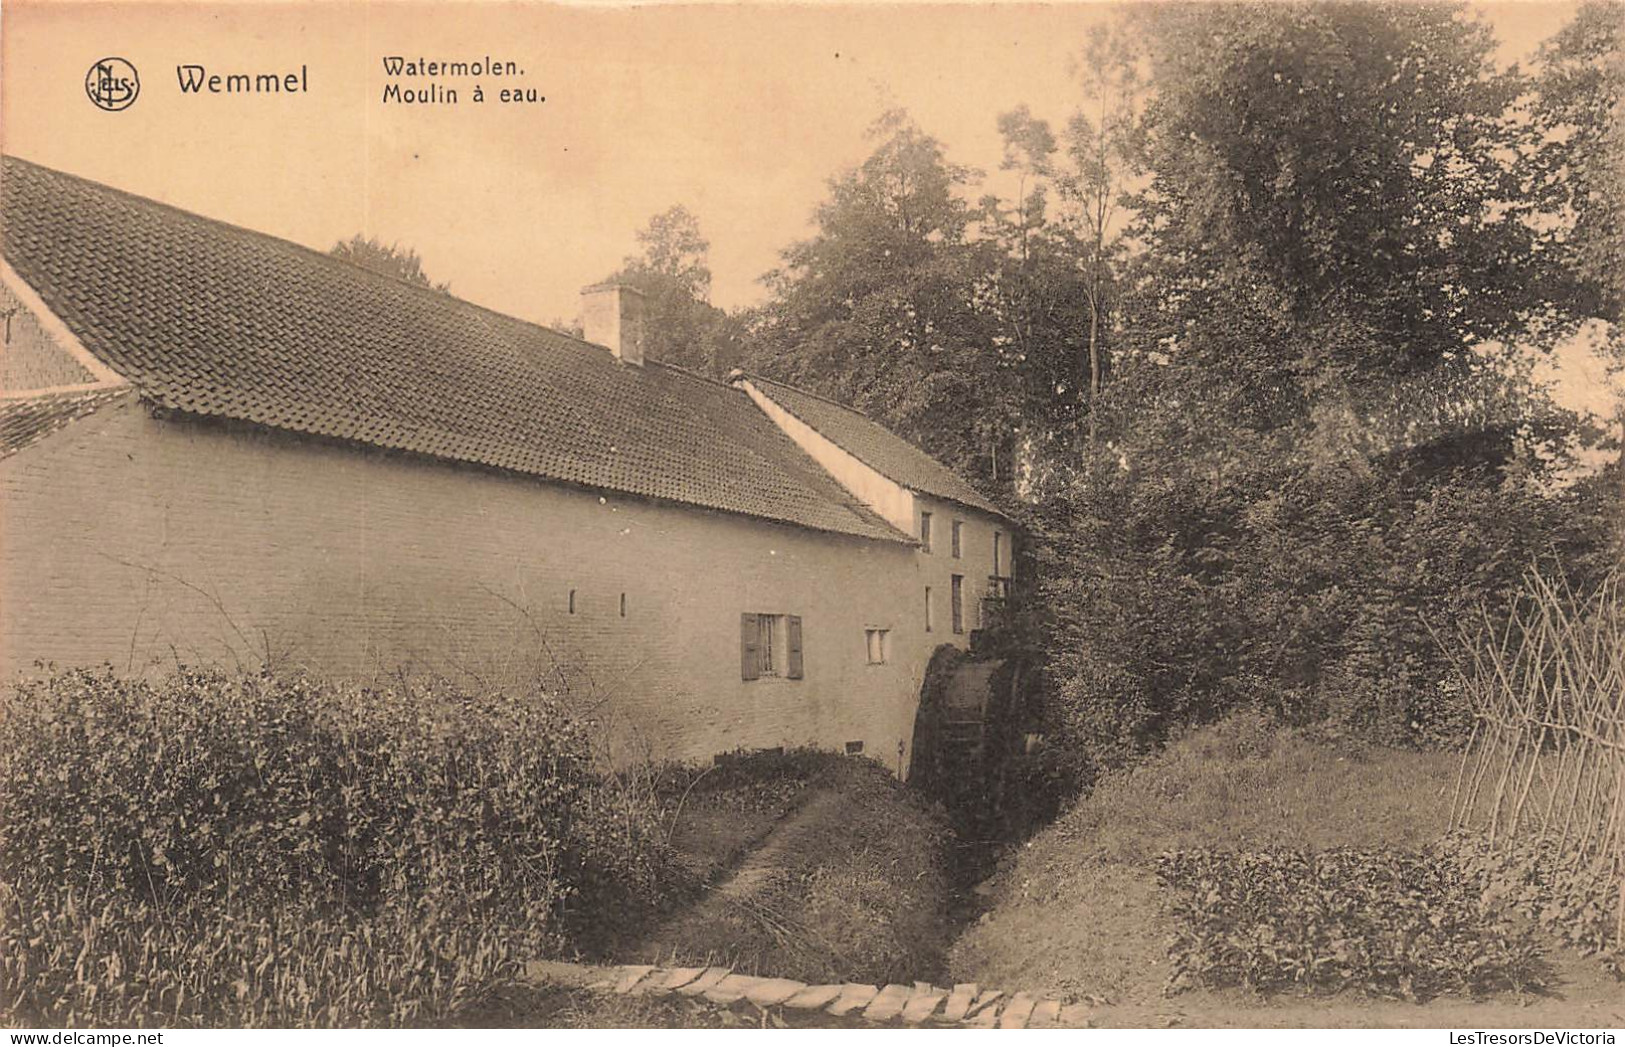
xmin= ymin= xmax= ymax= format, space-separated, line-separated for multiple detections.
xmin=631 ymin=757 xmax=955 ymax=986
xmin=637 ymin=789 xmax=843 ymax=965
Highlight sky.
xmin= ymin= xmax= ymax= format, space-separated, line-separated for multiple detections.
xmin=2 ymin=0 xmax=1584 ymax=328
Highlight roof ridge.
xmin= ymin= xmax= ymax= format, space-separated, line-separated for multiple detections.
xmin=0 ymin=154 xmax=614 ymax=359
xmin=649 ymin=359 xmax=739 ymax=393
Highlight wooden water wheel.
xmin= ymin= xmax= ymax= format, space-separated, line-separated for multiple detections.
xmin=909 ymin=646 xmax=1025 ymax=820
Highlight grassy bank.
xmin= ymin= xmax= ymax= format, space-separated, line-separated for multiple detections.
xmin=949 ymin=712 xmax=1467 ymax=1007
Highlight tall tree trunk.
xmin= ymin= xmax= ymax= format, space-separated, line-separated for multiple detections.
xmin=1085 ymin=207 xmax=1106 ymax=447
xmin=1087 ymin=293 xmax=1101 ymax=446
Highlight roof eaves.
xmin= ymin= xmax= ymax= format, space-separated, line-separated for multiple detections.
xmin=159 ymin=403 xmax=918 ymax=546
xmin=0 ymin=386 xmax=137 ymax=460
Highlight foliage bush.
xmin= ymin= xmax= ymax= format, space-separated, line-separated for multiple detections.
xmin=667 ymin=746 xmax=848 ymax=817
xmin=0 ymin=667 xmax=673 ymax=1027
xmin=1440 ymin=831 xmax=1624 ymax=978
xmin=1037 ymin=426 xmax=1612 ymax=773
xmin=1157 ymin=848 xmax=1545 ymax=1000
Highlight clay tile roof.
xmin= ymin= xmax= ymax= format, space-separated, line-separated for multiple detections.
xmin=0 ymin=156 xmax=911 ymax=544
xmin=0 ymin=387 xmax=133 ymax=460
xmin=743 ymin=374 xmax=1005 ymax=518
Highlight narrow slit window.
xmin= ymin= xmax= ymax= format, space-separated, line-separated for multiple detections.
xmin=865 ymin=628 xmax=889 ymax=665
xmin=620 ymin=592 xmax=627 ymax=617
xmin=951 ymin=519 xmax=963 ymax=558
xmin=568 ymin=589 xmax=576 ymax=615
xmin=925 ymin=586 xmax=933 ymax=632
xmin=920 ymin=511 xmax=933 ymax=552
xmin=951 ymin=575 xmax=964 ymax=635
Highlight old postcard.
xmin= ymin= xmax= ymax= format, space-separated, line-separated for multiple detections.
xmin=1 ymin=0 xmax=1621 ymax=1035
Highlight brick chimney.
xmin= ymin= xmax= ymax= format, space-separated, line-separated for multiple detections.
xmin=580 ymin=282 xmax=647 ymax=366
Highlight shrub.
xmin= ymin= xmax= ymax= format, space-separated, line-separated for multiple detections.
xmin=1440 ymin=831 xmax=1624 ymax=978
xmin=1443 ymin=568 xmax=1625 ymax=978
xmin=0 ymin=667 xmax=673 ymax=1026
xmin=1157 ymin=848 xmax=1544 ymax=1000
xmin=1036 ymin=400 xmax=1612 ymax=762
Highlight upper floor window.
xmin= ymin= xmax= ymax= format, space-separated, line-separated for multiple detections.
xmin=924 ymin=586 xmax=934 ymax=632
xmin=951 ymin=575 xmax=965 ymax=635
xmin=920 ymin=511 xmax=933 ymax=552
xmin=993 ymin=531 xmax=1004 ymax=577
xmin=741 ymin=612 xmax=803 ymax=680
xmin=951 ymin=519 xmax=963 ymax=558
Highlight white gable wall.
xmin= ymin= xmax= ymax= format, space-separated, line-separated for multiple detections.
xmin=0 ymin=260 xmax=127 ymax=397
xmin=737 ymin=378 xmax=916 ymax=535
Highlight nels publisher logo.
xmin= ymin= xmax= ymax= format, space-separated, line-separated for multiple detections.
xmin=86 ymin=57 xmax=140 ymax=111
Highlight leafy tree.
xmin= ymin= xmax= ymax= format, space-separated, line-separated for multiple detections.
xmin=1035 ymin=2 xmax=1609 ymax=769
xmin=329 ymin=235 xmax=450 ymax=293
xmin=748 ymin=110 xmax=1013 ymax=491
xmin=1057 ymin=25 xmax=1146 ymax=442
xmin=605 ymin=205 xmax=741 ymax=376
xmin=976 ymin=107 xmax=1091 ymax=491
xmin=1132 ymin=4 xmax=1542 ymax=375
xmin=1527 ymin=0 xmax=1624 ymax=323
xmin=626 ymin=205 xmax=712 ymax=301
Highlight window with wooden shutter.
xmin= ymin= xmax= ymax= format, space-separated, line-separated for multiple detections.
xmin=786 ymin=615 xmax=804 ymax=679
xmin=741 ymin=612 xmax=760 ymax=680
